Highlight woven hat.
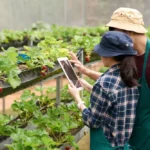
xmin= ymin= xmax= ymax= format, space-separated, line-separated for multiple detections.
xmin=94 ymin=31 xmax=137 ymax=57
xmin=106 ymin=7 xmax=147 ymax=34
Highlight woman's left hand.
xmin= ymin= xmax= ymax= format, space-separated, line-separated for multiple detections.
xmin=68 ymin=81 xmax=80 ymax=103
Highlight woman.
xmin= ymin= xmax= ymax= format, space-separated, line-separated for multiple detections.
xmin=68 ymin=31 xmax=139 ymax=150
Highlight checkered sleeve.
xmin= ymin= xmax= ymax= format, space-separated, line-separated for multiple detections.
xmin=82 ymin=82 xmax=112 ymax=128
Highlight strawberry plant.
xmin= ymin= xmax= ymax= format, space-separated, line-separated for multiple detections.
xmin=51 ymin=25 xmax=77 ymax=42
xmin=28 ymin=30 xmax=52 ymax=43
xmin=31 ymin=21 xmax=51 ymax=31
xmin=0 ymin=30 xmax=27 ymax=44
xmin=60 ymin=85 xmax=72 ymax=102
xmin=71 ymin=35 xmax=100 ymax=56
xmin=5 ymin=128 xmax=59 ymax=150
xmin=22 ymin=46 xmax=54 ymax=69
xmin=42 ymin=65 xmax=48 ymax=72
xmin=37 ymin=36 xmax=70 ymax=62
xmin=50 ymin=24 xmax=108 ymax=42
xmin=0 ymin=84 xmax=89 ymax=149
xmin=0 ymin=115 xmax=15 ymax=136
xmin=31 ymin=104 xmax=81 ymax=149
xmin=0 ymin=47 xmax=21 ymax=88
xmin=85 ymin=54 xmax=91 ymax=62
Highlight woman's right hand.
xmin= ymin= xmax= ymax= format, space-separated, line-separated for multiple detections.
xmin=69 ymin=52 xmax=87 ymax=74
xmin=79 ymin=78 xmax=93 ymax=92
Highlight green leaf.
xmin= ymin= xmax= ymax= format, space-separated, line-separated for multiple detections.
xmin=20 ymin=90 xmax=32 ymax=101
xmin=8 ymin=75 xmax=21 ymax=89
xmin=5 ymin=47 xmax=18 ymax=62
xmin=0 ymin=57 xmax=11 ymax=70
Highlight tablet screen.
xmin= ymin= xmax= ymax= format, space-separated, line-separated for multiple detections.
xmin=58 ymin=58 xmax=82 ymax=89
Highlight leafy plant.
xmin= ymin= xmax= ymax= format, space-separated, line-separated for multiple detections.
xmin=0 ymin=30 xmax=27 ymax=44
xmin=23 ymin=46 xmax=54 ymax=69
xmin=0 ymin=115 xmax=15 ymax=136
xmin=6 ymin=128 xmax=59 ymax=150
xmin=31 ymin=21 xmax=51 ymax=31
xmin=71 ymin=35 xmax=100 ymax=56
xmin=0 ymin=85 xmax=86 ymax=149
xmin=37 ymin=36 xmax=70 ymax=62
xmin=31 ymin=104 xmax=81 ymax=149
xmin=60 ymin=85 xmax=72 ymax=102
xmin=0 ymin=47 xmax=21 ymax=88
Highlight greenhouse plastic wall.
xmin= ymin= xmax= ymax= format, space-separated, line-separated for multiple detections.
xmin=0 ymin=0 xmax=150 ymax=30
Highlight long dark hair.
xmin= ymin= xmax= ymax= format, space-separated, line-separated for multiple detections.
xmin=114 ymin=55 xmax=139 ymax=87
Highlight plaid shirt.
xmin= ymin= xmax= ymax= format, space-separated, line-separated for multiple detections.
xmin=82 ymin=64 xmax=139 ymax=147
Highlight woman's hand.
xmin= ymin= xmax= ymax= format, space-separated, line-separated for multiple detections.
xmin=69 ymin=52 xmax=87 ymax=74
xmin=68 ymin=81 xmax=81 ymax=104
xmin=68 ymin=80 xmax=87 ymax=111
xmin=79 ymin=78 xmax=93 ymax=92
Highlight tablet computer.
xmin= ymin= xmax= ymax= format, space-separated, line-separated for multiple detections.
xmin=57 ymin=57 xmax=83 ymax=90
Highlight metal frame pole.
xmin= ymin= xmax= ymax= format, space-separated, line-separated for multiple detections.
xmin=56 ymin=76 xmax=61 ymax=106
xmin=29 ymin=39 xmax=33 ymax=47
xmin=2 ymin=97 xmax=5 ymax=114
xmin=79 ymin=51 xmax=84 ymax=98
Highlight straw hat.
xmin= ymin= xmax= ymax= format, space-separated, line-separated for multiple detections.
xmin=106 ymin=7 xmax=147 ymax=34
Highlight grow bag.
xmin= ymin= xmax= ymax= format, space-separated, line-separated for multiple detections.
xmin=0 ymin=126 xmax=89 ymax=150
xmin=0 ymin=37 xmax=29 ymax=51
xmin=0 ymin=64 xmax=62 ymax=97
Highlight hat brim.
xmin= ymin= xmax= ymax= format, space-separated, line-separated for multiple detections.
xmin=94 ymin=44 xmax=116 ymax=57
xmin=106 ymin=20 xmax=147 ymax=34
xmin=94 ymin=44 xmax=137 ymax=57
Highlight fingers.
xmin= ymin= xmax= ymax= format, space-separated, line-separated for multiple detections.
xmin=69 ymin=60 xmax=82 ymax=69
xmin=68 ymin=80 xmax=75 ymax=88
xmin=69 ymin=52 xmax=78 ymax=60
xmin=78 ymin=78 xmax=85 ymax=86
xmin=79 ymin=78 xmax=84 ymax=81
xmin=79 ymin=78 xmax=86 ymax=84
xmin=69 ymin=60 xmax=81 ymax=64
xmin=78 ymin=78 xmax=89 ymax=87
xmin=69 ymin=60 xmax=82 ymax=68
xmin=68 ymin=84 xmax=72 ymax=90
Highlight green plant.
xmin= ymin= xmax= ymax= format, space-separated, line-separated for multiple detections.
xmin=6 ymin=128 xmax=59 ymax=150
xmin=0 ymin=30 xmax=27 ymax=44
xmin=31 ymin=21 xmax=51 ymax=31
xmin=31 ymin=104 xmax=81 ymax=149
xmin=60 ymin=85 xmax=72 ymax=102
xmin=71 ymin=35 xmax=100 ymax=56
xmin=0 ymin=86 xmax=85 ymax=150
xmin=0 ymin=47 xmax=21 ymax=88
xmin=23 ymin=46 xmax=54 ymax=69
xmin=0 ymin=115 xmax=15 ymax=136
xmin=37 ymin=36 xmax=70 ymax=62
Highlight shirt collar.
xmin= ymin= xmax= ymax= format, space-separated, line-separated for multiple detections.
xmin=107 ymin=64 xmax=120 ymax=73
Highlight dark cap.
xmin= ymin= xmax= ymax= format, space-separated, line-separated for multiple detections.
xmin=94 ymin=31 xmax=137 ymax=57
